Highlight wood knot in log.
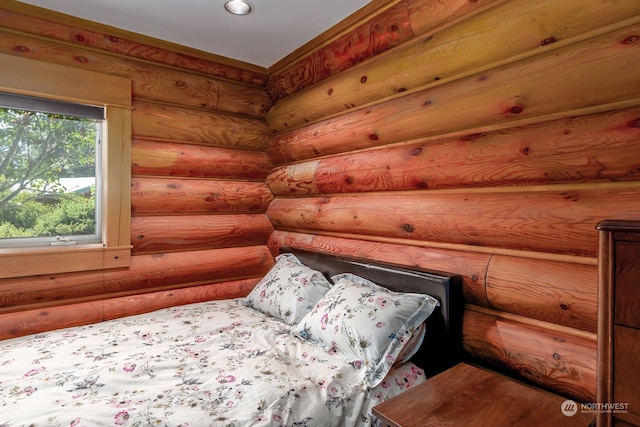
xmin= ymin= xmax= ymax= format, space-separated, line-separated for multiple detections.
xmin=462 ymin=133 xmax=483 ymax=141
xmin=562 ymin=193 xmax=579 ymax=202
xmin=539 ymin=37 xmax=557 ymax=46
xmin=508 ymin=105 xmax=524 ymax=115
xmin=627 ymin=117 xmax=640 ymax=128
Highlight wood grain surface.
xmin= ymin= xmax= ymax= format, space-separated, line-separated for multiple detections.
xmin=132 ymin=139 xmax=273 ymax=180
xmin=131 ymin=214 xmax=273 ymax=254
xmin=267 ymin=106 xmax=640 ymax=195
xmin=267 ymin=0 xmax=640 ymax=132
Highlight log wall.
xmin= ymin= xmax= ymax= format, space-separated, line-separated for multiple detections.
xmin=0 ymin=2 xmax=274 ymax=339
xmin=265 ymin=0 xmax=640 ymax=402
xmin=1 ymin=0 xmax=639 ymax=406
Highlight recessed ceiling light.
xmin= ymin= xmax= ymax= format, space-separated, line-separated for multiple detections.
xmin=224 ymin=0 xmax=253 ymax=15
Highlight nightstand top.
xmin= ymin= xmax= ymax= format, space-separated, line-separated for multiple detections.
xmin=373 ymin=362 xmax=595 ymax=427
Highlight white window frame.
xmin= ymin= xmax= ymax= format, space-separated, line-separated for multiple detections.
xmin=0 ymin=54 xmax=132 ymax=278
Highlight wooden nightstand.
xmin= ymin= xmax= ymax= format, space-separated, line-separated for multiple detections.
xmin=372 ymin=363 xmax=594 ymax=427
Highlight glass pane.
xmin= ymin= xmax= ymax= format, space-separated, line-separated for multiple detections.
xmin=0 ymin=105 xmax=102 ymax=245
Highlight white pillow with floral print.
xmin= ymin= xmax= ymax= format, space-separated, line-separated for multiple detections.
xmin=241 ymin=253 xmax=332 ymax=325
xmin=293 ymin=273 xmax=438 ymax=387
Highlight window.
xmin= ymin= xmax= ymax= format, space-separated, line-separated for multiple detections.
xmin=0 ymin=92 xmax=104 ymax=247
xmin=0 ymin=54 xmax=131 ymax=278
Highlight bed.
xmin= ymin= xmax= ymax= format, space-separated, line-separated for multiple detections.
xmin=0 ymin=247 xmax=462 ymax=427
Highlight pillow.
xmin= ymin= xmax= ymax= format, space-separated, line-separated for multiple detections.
xmin=241 ymin=253 xmax=332 ymax=325
xmin=293 ymin=273 xmax=439 ymax=387
xmin=394 ymin=322 xmax=426 ymax=366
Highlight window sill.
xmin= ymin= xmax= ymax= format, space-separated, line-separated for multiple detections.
xmin=0 ymin=244 xmax=131 ymax=278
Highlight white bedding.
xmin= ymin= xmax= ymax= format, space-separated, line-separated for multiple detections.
xmin=0 ymin=299 xmax=426 ymax=427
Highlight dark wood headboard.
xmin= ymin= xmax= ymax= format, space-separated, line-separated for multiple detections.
xmin=281 ymin=247 xmax=464 ymax=378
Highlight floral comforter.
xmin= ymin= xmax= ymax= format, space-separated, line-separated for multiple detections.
xmin=0 ymin=299 xmax=425 ymax=427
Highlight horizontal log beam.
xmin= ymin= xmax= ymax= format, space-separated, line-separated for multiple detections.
xmin=267 ymin=22 xmax=640 ymax=163
xmin=0 ymin=246 xmax=273 ymax=312
xmin=0 ymin=300 xmax=104 ymax=341
xmin=407 ymin=0 xmax=507 ymax=37
xmin=463 ymin=305 xmax=596 ymax=402
xmin=0 ymin=29 xmax=270 ymax=117
xmin=486 ymin=255 xmax=597 ymax=333
xmin=267 ymin=0 xmax=640 ymax=131
xmin=280 ymin=229 xmax=597 ymax=265
xmin=131 ymin=177 xmax=273 ymax=215
xmin=102 ymin=278 xmax=258 ymax=320
xmin=267 ymin=106 xmax=640 ymax=195
xmin=131 ymin=214 xmax=274 ymax=254
xmin=266 ymin=186 xmax=640 ymax=258
xmin=0 ymin=279 xmax=259 ymax=341
xmin=132 ymin=101 xmax=272 ymax=150
xmin=268 ymin=230 xmax=490 ymax=306
xmin=132 ymin=139 xmax=273 ymax=180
